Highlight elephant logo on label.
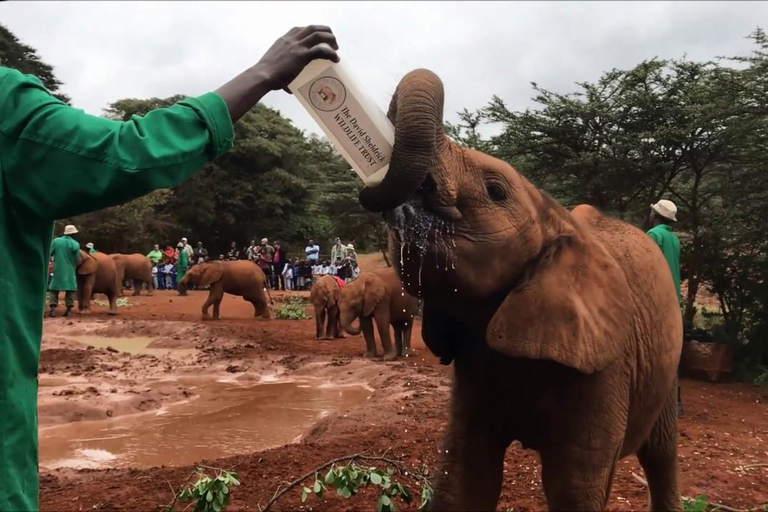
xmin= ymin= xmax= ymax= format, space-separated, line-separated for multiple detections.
xmin=309 ymin=76 xmax=346 ymax=112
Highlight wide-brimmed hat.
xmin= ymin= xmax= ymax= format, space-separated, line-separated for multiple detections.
xmin=63 ymin=225 xmax=78 ymax=235
xmin=181 ymin=237 xmax=188 ymax=242
xmin=86 ymin=242 xmax=94 ymax=249
xmin=651 ymin=200 xmax=678 ymax=222
xmin=177 ymin=242 xmax=184 ymax=248
xmin=347 ymin=244 xmax=355 ymax=250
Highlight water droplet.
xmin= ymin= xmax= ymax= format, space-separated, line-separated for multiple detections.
xmin=454 ymin=288 xmax=458 ymax=293
xmin=403 ymin=309 xmax=406 ymax=313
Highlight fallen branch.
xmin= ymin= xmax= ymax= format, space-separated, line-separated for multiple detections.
xmin=258 ymin=449 xmax=430 ymax=512
xmin=630 ymin=472 xmax=759 ymax=512
xmin=161 ymin=465 xmax=238 ymax=512
xmin=743 ymin=464 xmax=768 ymax=470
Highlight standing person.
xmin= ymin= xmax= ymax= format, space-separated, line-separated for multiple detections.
xmin=181 ymin=237 xmax=194 ymax=263
xmin=330 ymin=237 xmax=345 ymax=263
xmin=281 ymin=259 xmax=294 ymax=291
xmin=0 ymin=27 xmax=339 ymax=509
xmin=147 ymin=244 xmax=163 ymax=266
xmin=47 ymin=225 xmax=81 ymax=318
xmin=344 ymin=244 xmax=359 ymax=283
xmin=291 ymin=258 xmax=300 ymax=290
xmin=245 ymin=239 xmax=258 ymax=261
xmin=647 ymin=199 xmax=682 ymax=416
xmin=176 ymin=242 xmax=189 ymax=296
xmin=86 ymin=242 xmax=97 ymax=254
xmin=272 ymin=241 xmax=287 ymax=290
xmin=305 ymin=238 xmax=320 ymax=263
xmin=257 ymin=238 xmax=275 ymax=287
xmin=163 ymin=244 xmax=177 ymax=264
xmin=193 ymin=242 xmax=208 ymax=266
xmin=227 ymin=241 xmax=240 ymax=261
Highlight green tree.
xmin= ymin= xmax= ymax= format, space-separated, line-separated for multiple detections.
xmin=0 ymin=23 xmax=70 ymax=104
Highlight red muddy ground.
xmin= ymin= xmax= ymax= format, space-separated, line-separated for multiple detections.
xmin=38 ymin=287 xmax=768 ymax=512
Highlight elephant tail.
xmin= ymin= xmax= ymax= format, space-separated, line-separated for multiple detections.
xmin=264 ymin=284 xmax=274 ymax=305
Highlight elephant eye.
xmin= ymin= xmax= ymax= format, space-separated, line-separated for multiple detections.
xmin=485 ymin=182 xmax=507 ymax=202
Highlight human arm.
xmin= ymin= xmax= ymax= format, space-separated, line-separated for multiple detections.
xmin=1 ymin=26 xmax=338 ymax=220
xmin=214 ymin=26 xmax=339 ymax=122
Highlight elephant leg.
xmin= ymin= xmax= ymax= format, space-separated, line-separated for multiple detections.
xmin=147 ymin=275 xmax=154 ymax=296
xmin=393 ymin=325 xmax=404 ymax=357
xmin=374 ymin=311 xmax=396 ymax=360
xmin=430 ymin=404 xmax=507 ymax=511
xmin=132 ymin=279 xmax=141 ymax=296
xmin=401 ymin=321 xmax=413 ymax=356
xmin=637 ymin=384 xmax=681 ymax=511
xmin=107 ymin=290 xmax=118 ymax=316
xmin=361 ymin=317 xmax=377 ymax=358
xmin=201 ymin=293 xmax=215 ymax=319
xmin=330 ymin=307 xmax=344 ymax=339
xmin=540 ymin=442 xmax=621 ymax=512
xmin=250 ymin=296 xmax=270 ymax=320
xmin=314 ymin=307 xmax=323 ymax=338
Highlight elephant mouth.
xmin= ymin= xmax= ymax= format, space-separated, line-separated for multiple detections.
xmin=384 ymin=201 xmax=459 ymax=288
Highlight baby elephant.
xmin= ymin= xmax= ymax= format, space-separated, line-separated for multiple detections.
xmin=179 ymin=261 xmax=272 ymax=320
xmin=310 ymin=274 xmax=345 ymax=340
xmin=339 ymin=267 xmax=419 ymax=360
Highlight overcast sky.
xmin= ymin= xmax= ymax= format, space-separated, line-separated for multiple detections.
xmin=2 ymin=1 xmax=765 ymax=137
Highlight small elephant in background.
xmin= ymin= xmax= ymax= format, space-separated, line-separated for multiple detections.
xmin=310 ymin=275 xmax=345 ymax=340
xmin=111 ymin=253 xmax=153 ymax=296
xmin=339 ymin=267 xmax=419 ymax=360
xmin=179 ymin=260 xmax=272 ymax=320
xmin=76 ymin=250 xmax=119 ymax=315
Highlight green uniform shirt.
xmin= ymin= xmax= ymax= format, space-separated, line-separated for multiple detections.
xmin=0 ymin=66 xmax=233 ymax=511
xmin=48 ymin=235 xmax=80 ymax=291
xmin=147 ymin=249 xmax=164 ymax=265
xmin=647 ymin=224 xmax=681 ymax=299
xmin=89 ymin=248 xmax=98 ymax=255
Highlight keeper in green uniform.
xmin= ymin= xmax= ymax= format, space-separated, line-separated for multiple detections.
xmin=47 ymin=224 xmax=82 ymax=317
xmin=0 ymin=25 xmax=339 ymax=511
xmin=647 ymin=199 xmax=683 ymax=417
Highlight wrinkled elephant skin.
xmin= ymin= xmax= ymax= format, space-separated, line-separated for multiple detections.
xmin=358 ymin=69 xmax=683 ymax=511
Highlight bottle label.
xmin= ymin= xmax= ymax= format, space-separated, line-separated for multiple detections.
xmin=297 ymin=67 xmax=392 ymax=178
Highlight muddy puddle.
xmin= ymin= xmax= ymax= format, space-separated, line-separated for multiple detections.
xmin=64 ymin=335 xmax=197 ymax=361
xmin=40 ymin=379 xmax=370 ymax=470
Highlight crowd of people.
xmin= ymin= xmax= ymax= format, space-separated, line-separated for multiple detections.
xmin=144 ymin=236 xmax=360 ymax=293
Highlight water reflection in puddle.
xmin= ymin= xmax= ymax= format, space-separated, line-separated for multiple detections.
xmin=39 ymin=380 xmax=369 ymax=470
xmin=64 ymin=335 xmax=197 ymax=361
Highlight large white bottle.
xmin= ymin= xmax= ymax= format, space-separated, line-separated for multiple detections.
xmin=288 ymin=59 xmax=394 ymax=187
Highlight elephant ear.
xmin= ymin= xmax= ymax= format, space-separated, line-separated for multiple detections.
xmin=78 ymin=251 xmax=98 ymax=275
xmin=486 ymin=236 xmax=632 ymax=374
xmin=198 ymin=264 xmax=224 ymax=287
xmin=362 ymin=276 xmax=387 ymax=317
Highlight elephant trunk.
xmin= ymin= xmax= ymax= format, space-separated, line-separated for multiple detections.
xmin=341 ymin=308 xmax=362 ymax=336
xmin=358 ymin=69 xmax=447 ymax=213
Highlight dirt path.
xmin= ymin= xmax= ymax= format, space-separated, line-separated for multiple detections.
xmin=38 ymin=291 xmax=768 ymax=511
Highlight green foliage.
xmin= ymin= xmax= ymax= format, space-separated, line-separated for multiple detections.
xmin=174 ymin=467 xmax=240 ymax=512
xmin=302 ymin=463 xmax=432 ymax=512
xmin=682 ymin=494 xmax=711 ymax=512
xmin=0 ymin=23 xmax=70 ymax=104
xmin=94 ymin=298 xmax=135 ymax=308
xmin=274 ymin=297 xmax=311 ymax=320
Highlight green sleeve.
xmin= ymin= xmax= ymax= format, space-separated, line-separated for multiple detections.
xmin=49 ymin=239 xmax=57 ymax=258
xmin=0 ymin=67 xmax=234 ymax=220
xmin=647 ymin=229 xmax=662 ymax=246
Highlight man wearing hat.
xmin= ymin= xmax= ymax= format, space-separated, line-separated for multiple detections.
xmin=647 ymin=199 xmax=681 ymax=300
xmin=330 ymin=237 xmax=345 ymax=264
xmin=648 ymin=199 xmax=682 ymax=416
xmin=48 ymin=225 xmax=81 ymax=318
xmin=86 ymin=242 xmax=97 ymax=254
